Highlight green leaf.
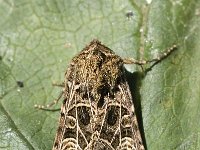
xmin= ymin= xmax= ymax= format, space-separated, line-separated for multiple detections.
xmin=0 ymin=0 xmax=199 ymax=150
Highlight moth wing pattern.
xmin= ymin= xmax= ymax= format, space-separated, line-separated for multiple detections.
xmin=52 ymin=40 xmax=144 ymax=150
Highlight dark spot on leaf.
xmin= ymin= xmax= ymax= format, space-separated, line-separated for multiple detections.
xmin=125 ymin=11 xmax=134 ymax=18
xmin=16 ymin=81 xmax=24 ymax=88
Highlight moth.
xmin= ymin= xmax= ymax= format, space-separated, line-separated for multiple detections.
xmin=35 ymin=39 xmax=177 ymax=150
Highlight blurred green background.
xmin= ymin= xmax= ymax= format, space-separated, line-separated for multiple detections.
xmin=0 ymin=0 xmax=200 ymax=149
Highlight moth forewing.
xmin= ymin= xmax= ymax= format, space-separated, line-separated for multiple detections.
xmin=52 ymin=40 xmax=144 ymax=150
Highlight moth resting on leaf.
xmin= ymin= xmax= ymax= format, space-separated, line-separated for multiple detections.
xmin=35 ymin=39 xmax=177 ymax=150
xmin=53 ymin=40 xmax=144 ymax=150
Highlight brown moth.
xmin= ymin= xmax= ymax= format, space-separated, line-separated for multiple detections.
xmin=35 ymin=39 xmax=177 ymax=150
xmin=53 ymin=40 xmax=144 ymax=150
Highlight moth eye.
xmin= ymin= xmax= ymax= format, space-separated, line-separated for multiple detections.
xmin=107 ymin=107 xmax=118 ymax=126
xmin=65 ymin=116 xmax=76 ymax=128
xmin=121 ymin=115 xmax=132 ymax=128
xmin=78 ymin=106 xmax=90 ymax=125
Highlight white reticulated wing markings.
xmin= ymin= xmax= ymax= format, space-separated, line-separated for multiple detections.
xmin=52 ymin=40 xmax=144 ymax=150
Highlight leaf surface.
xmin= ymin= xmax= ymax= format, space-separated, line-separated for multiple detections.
xmin=0 ymin=0 xmax=199 ymax=149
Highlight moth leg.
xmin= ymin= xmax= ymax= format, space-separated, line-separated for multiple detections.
xmin=52 ymin=82 xmax=65 ymax=87
xmin=123 ymin=44 xmax=177 ymax=65
xmin=34 ymin=90 xmax=63 ymax=110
